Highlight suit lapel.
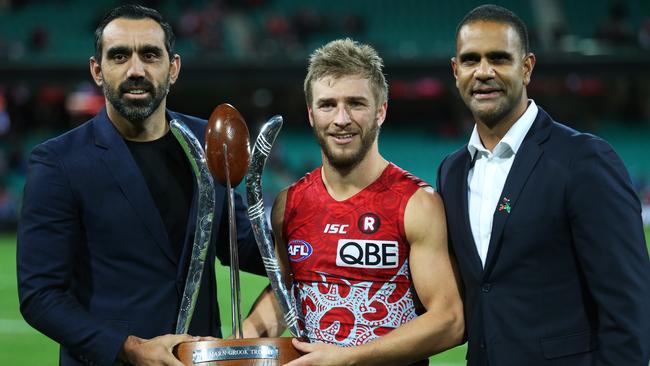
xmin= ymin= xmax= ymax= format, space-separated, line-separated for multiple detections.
xmin=483 ymin=109 xmax=553 ymax=276
xmin=450 ymin=150 xmax=484 ymax=279
xmin=93 ymin=108 xmax=177 ymax=265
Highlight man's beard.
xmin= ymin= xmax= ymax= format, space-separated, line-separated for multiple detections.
xmin=103 ymin=76 xmax=169 ymax=125
xmin=315 ymin=120 xmax=379 ymax=172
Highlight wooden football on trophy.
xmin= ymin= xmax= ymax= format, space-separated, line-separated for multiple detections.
xmin=205 ymin=103 xmax=250 ymax=186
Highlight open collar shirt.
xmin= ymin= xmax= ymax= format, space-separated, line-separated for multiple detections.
xmin=467 ymin=100 xmax=538 ymax=267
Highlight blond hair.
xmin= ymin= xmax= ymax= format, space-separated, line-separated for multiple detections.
xmin=304 ymin=38 xmax=388 ymax=105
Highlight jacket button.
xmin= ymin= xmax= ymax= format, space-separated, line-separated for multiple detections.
xmin=480 ymin=342 xmax=486 ymax=349
xmin=481 ymin=283 xmax=492 ymax=293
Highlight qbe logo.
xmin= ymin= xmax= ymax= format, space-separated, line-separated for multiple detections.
xmin=336 ymin=239 xmax=398 ymax=268
xmin=288 ymin=240 xmax=313 ymax=262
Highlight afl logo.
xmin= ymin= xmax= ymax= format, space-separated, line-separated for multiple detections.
xmin=358 ymin=213 xmax=380 ymax=234
xmin=288 ymin=240 xmax=313 ymax=262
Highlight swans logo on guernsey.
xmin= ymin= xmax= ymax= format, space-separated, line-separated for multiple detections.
xmin=288 ymin=240 xmax=313 ymax=262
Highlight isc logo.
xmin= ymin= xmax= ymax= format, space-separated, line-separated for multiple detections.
xmin=336 ymin=239 xmax=398 ymax=268
xmin=323 ymin=224 xmax=349 ymax=234
xmin=288 ymin=240 xmax=313 ymax=262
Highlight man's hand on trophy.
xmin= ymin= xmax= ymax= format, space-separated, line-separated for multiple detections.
xmin=283 ymin=338 xmax=356 ymax=366
xmin=119 ymin=334 xmax=197 ymax=366
xmin=241 ymin=284 xmax=286 ymax=338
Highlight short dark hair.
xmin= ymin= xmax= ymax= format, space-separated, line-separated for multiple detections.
xmin=94 ymin=4 xmax=175 ymax=63
xmin=456 ymin=4 xmax=529 ymax=54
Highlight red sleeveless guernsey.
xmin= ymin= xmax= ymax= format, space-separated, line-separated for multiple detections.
xmin=283 ymin=163 xmax=429 ymax=346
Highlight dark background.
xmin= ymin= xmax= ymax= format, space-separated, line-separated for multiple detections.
xmin=1 ymin=0 xmax=649 ymax=229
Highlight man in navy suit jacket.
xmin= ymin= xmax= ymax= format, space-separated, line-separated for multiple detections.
xmin=17 ymin=5 xmax=268 ymax=366
xmin=437 ymin=5 xmax=650 ymax=366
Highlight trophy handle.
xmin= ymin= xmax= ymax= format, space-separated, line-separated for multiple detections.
xmin=170 ymin=119 xmax=216 ymax=335
xmin=245 ymin=116 xmax=304 ymax=339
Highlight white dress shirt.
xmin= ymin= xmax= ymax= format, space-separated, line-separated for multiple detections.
xmin=467 ymin=100 xmax=538 ymax=267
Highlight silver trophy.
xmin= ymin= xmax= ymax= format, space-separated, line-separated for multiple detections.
xmin=171 ymin=106 xmax=302 ymax=365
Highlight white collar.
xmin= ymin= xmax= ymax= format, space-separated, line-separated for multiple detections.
xmin=467 ymin=100 xmax=539 ymax=158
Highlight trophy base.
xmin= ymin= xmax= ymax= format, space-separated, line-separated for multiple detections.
xmin=174 ymin=337 xmax=301 ymax=365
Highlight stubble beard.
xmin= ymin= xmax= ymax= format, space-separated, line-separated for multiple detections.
xmin=315 ymin=120 xmax=380 ymax=172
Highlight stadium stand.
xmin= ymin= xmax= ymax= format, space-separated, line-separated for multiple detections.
xmin=0 ymin=0 xmax=649 ymax=229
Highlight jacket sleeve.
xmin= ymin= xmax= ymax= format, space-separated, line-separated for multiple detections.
xmin=17 ymin=144 xmax=129 ymax=366
xmin=213 ymin=189 xmax=266 ymax=276
xmin=566 ymin=136 xmax=650 ymax=365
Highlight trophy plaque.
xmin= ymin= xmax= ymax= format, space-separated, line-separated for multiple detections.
xmin=170 ymin=104 xmax=303 ymax=365
xmin=174 ymin=338 xmax=301 ymax=365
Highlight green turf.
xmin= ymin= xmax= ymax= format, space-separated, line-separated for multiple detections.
xmin=3 ymin=228 xmax=650 ymax=365
xmin=0 ymin=234 xmax=58 ymax=364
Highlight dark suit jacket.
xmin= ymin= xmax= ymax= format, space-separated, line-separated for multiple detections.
xmin=17 ymin=108 xmax=265 ymax=366
xmin=436 ymin=107 xmax=650 ymax=366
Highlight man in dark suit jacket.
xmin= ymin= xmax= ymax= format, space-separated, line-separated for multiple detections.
xmin=17 ymin=5 xmax=267 ymax=366
xmin=436 ymin=5 xmax=650 ymax=366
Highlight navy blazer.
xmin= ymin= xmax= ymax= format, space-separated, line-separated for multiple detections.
xmin=437 ymin=107 xmax=650 ymax=366
xmin=17 ymin=108 xmax=265 ymax=366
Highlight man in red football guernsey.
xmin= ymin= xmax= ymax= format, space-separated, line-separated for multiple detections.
xmin=268 ymin=38 xmax=464 ymax=366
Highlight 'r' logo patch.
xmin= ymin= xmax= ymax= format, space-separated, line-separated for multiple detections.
xmin=358 ymin=213 xmax=380 ymax=234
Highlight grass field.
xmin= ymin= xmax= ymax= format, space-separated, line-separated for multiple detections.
xmin=2 ymin=229 xmax=649 ymax=365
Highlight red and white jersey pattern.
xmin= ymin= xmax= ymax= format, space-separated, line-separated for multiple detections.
xmin=283 ymin=163 xmax=429 ymax=346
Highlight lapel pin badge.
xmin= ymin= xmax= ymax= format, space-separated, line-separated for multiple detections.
xmin=498 ymin=197 xmax=511 ymax=213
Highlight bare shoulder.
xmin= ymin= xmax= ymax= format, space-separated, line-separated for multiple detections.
xmin=405 ymin=186 xmax=447 ymax=248
xmin=406 ymin=186 xmax=445 ymax=217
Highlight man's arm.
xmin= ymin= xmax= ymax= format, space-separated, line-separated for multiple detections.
xmin=287 ymin=187 xmax=465 ymax=366
xmin=17 ymin=144 xmax=194 ymax=366
xmin=241 ymin=285 xmax=285 ymax=338
xmin=567 ymin=137 xmax=650 ymax=365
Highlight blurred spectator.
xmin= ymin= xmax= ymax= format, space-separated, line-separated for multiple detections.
xmin=258 ymin=12 xmax=300 ymax=60
xmin=596 ymin=1 xmax=637 ymax=48
xmin=291 ymin=8 xmax=331 ymax=42
xmin=178 ymin=7 xmax=203 ymax=37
